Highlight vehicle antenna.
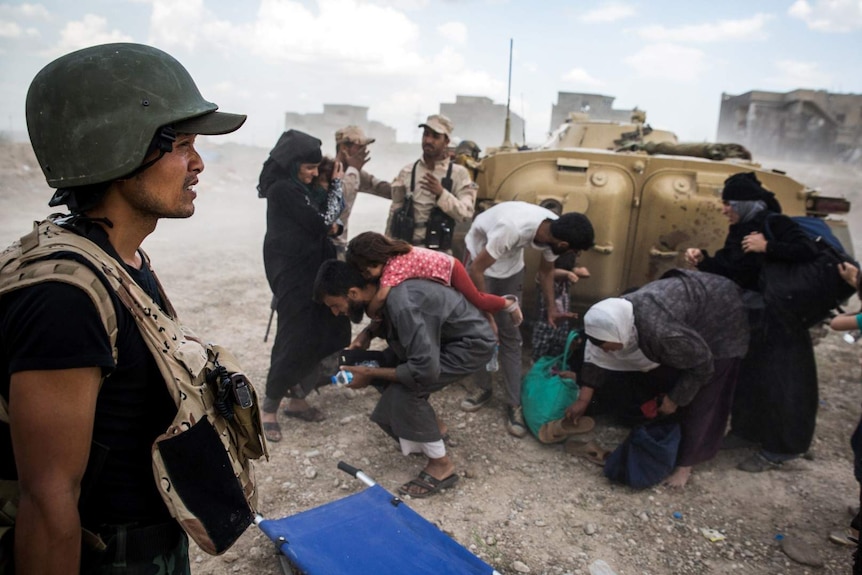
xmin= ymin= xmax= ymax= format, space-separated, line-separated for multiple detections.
xmin=501 ymin=38 xmax=514 ymax=150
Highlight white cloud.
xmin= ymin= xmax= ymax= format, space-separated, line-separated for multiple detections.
xmin=766 ymin=59 xmax=833 ymax=88
xmin=18 ymin=3 xmax=50 ymax=19
xmin=562 ymin=67 xmax=604 ymax=88
xmin=789 ymin=0 xmax=862 ymax=32
xmin=579 ymin=2 xmax=636 ymax=23
xmin=437 ymin=21 xmax=467 ymax=45
xmin=624 ymin=43 xmax=705 ymax=82
xmin=0 ymin=21 xmax=24 ymax=38
xmin=0 ymin=3 xmax=50 ymax=19
xmin=46 ymin=14 xmax=133 ymax=55
xmin=636 ymin=13 xmax=772 ymax=43
xmin=150 ymin=0 xmax=424 ymax=73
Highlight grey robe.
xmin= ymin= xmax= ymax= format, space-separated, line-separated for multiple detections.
xmin=370 ymin=279 xmax=495 ymax=443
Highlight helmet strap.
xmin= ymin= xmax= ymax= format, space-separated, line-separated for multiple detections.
xmin=124 ymin=126 xmax=177 ymax=179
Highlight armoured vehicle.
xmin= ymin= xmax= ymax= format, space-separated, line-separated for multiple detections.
xmin=469 ymin=110 xmax=853 ymax=320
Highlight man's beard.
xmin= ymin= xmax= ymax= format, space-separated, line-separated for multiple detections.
xmin=348 ymin=299 xmax=366 ymax=324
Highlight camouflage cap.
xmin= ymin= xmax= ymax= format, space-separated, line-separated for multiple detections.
xmin=336 ymin=125 xmax=375 ymax=146
xmin=419 ymin=114 xmax=453 ymax=137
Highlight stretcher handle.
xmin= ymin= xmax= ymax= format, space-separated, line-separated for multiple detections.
xmin=337 ymin=461 xmax=376 ymax=487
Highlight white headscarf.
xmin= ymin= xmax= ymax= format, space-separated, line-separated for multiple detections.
xmin=583 ymin=298 xmax=659 ymax=372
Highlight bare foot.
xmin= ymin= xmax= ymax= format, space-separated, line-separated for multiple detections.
xmin=663 ymin=466 xmax=692 ymax=488
xmin=424 ymin=455 xmax=455 ymax=482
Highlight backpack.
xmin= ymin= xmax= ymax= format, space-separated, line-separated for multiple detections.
xmin=759 ymin=215 xmax=857 ymax=330
xmin=0 ymin=218 xmax=268 ymax=557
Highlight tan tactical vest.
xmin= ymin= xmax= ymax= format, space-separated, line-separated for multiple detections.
xmin=0 ymin=218 xmax=268 ymax=556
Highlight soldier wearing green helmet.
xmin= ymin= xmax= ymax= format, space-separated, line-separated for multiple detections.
xmin=0 ymin=43 xmax=250 ymax=574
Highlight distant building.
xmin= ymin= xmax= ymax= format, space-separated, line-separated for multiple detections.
xmin=284 ymin=104 xmax=396 ymax=154
xmin=439 ymin=95 xmax=525 ymax=151
xmin=717 ymin=89 xmax=862 ymax=162
xmin=550 ymin=92 xmax=633 ymax=132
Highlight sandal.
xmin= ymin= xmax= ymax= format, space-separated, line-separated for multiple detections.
xmin=538 ymin=416 xmax=595 ymax=444
xmin=283 ymin=406 xmax=326 ymax=422
xmin=263 ymin=421 xmax=282 ymax=443
xmin=564 ymin=439 xmax=608 ymax=466
xmin=398 ymin=471 xmax=459 ymax=499
xmin=737 ymin=452 xmax=783 ymax=473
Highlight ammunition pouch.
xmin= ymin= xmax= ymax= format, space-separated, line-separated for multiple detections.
xmin=390 ymin=195 xmax=416 ymax=242
xmin=424 ymin=207 xmax=455 ymax=251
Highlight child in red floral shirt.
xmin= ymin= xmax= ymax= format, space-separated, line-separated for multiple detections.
xmin=346 ymin=231 xmax=521 ymax=326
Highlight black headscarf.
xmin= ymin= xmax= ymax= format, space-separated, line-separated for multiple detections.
xmin=257 ymin=130 xmax=324 ymax=204
xmin=722 ymin=172 xmax=782 ymax=213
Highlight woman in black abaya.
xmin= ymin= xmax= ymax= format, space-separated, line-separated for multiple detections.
xmin=685 ymin=172 xmax=819 ymax=472
xmin=259 ymin=130 xmax=350 ymax=442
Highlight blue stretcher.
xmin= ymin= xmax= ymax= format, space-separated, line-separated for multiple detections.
xmin=256 ymin=462 xmax=500 ymax=575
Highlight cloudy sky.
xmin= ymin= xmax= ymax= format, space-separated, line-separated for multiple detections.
xmin=1 ymin=0 xmax=860 ymax=148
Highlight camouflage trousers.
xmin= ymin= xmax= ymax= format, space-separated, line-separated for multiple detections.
xmin=81 ymin=522 xmax=190 ymax=575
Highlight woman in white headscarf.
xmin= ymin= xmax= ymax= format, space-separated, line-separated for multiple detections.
xmin=565 ymin=270 xmax=749 ymax=487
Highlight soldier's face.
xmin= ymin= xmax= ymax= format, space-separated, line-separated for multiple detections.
xmin=119 ymin=133 xmax=204 ymax=220
xmin=422 ymin=128 xmax=448 ymax=159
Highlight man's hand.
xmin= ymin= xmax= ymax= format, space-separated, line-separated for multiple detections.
xmin=839 ymin=261 xmax=859 ymax=288
xmin=658 ymin=396 xmax=678 ymax=416
xmin=347 ymin=330 xmax=372 ymax=350
xmin=684 ymin=248 xmax=704 ymax=267
xmin=741 ymin=232 xmax=767 ymax=253
xmin=340 ymin=365 xmax=373 ymax=389
xmin=341 ymin=145 xmax=369 ymax=171
xmin=420 ymin=173 xmax=445 ymax=197
xmin=547 ymin=308 xmax=577 ymax=328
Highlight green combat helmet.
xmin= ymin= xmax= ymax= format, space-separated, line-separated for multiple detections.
xmin=26 ymin=43 xmax=246 ymax=188
xmin=454 ymin=140 xmax=481 ymax=160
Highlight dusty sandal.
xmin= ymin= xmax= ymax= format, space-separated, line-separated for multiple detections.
xmin=538 ymin=416 xmax=595 ymax=444
xmin=283 ymin=407 xmax=326 ymax=422
xmin=263 ymin=421 xmax=282 ymax=443
xmin=398 ymin=471 xmax=459 ymax=499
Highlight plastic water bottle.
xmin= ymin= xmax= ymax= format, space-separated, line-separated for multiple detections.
xmin=485 ymin=344 xmax=499 ymax=372
xmin=331 ymin=370 xmax=353 ymax=386
xmin=359 ymin=360 xmax=380 ymax=368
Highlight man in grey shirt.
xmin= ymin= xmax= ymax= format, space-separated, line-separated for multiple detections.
xmin=313 ymin=260 xmax=495 ymax=498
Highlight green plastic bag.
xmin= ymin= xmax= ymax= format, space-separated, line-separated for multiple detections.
xmin=521 ymin=331 xmax=580 ymax=437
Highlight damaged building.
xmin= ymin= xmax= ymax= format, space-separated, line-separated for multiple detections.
xmin=717 ymin=89 xmax=862 ymax=163
xmin=549 ymin=92 xmax=634 ymax=132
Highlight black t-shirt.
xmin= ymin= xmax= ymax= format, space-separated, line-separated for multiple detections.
xmin=0 ymin=224 xmax=176 ymax=528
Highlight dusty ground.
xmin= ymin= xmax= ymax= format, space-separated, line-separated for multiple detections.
xmin=3 ymin=141 xmax=862 ymax=575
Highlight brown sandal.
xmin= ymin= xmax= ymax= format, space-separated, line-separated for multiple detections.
xmin=263 ymin=421 xmax=282 ymax=443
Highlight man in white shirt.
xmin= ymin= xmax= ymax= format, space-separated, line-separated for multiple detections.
xmin=461 ymin=201 xmax=595 ymax=437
